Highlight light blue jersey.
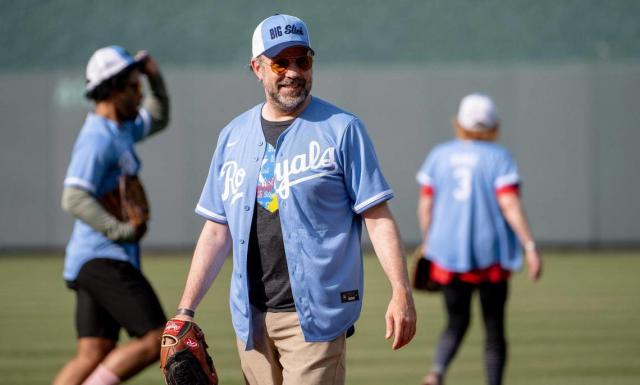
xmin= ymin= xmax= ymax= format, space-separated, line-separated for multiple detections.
xmin=197 ymin=97 xmax=393 ymax=348
xmin=416 ymin=139 xmax=522 ymax=273
xmin=63 ymin=110 xmax=152 ymax=281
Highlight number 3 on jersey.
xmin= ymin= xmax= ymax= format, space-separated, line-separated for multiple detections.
xmin=453 ymin=167 xmax=471 ymax=201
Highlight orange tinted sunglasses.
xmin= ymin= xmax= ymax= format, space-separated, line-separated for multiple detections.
xmin=269 ymin=55 xmax=313 ymax=75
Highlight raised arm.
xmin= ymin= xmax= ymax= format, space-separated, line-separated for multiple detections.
xmin=174 ymin=220 xmax=233 ymax=321
xmin=138 ymin=53 xmax=170 ymax=136
xmin=362 ymin=202 xmax=417 ymax=350
xmin=497 ymin=192 xmax=543 ymax=282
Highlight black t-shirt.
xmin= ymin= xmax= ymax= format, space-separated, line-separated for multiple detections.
xmin=247 ymin=117 xmax=295 ymax=312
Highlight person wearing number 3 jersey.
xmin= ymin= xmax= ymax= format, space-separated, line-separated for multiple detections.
xmin=415 ymin=93 xmax=542 ymax=385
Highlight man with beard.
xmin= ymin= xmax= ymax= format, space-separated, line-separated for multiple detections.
xmin=169 ymin=14 xmax=416 ymax=385
xmin=53 ymin=46 xmax=169 ymax=385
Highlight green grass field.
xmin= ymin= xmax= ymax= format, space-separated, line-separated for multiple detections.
xmin=1 ymin=251 xmax=639 ymax=385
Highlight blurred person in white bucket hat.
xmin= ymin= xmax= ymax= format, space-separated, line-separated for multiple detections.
xmin=415 ymin=93 xmax=542 ymax=385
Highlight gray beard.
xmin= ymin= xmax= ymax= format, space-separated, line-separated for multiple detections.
xmin=267 ymin=87 xmax=309 ymax=113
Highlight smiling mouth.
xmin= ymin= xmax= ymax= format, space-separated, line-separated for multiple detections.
xmin=279 ymin=80 xmax=304 ymax=88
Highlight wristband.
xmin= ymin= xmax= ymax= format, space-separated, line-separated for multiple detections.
xmin=176 ymin=308 xmax=195 ymax=317
xmin=524 ymin=241 xmax=536 ymax=252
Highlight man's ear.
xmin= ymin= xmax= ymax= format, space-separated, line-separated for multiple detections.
xmin=250 ymin=58 xmax=263 ymax=81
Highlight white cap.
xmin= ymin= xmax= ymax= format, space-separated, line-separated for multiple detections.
xmin=85 ymin=46 xmax=141 ymax=93
xmin=251 ymin=14 xmax=312 ymax=58
xmin=457 ymin=93 xmax=499 ymax=131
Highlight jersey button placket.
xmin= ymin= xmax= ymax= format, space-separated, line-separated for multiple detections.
xmin=256 ymin=139 xmax=265 ymax=162
xmin=277 ymin=150 xmax=285 ymax=207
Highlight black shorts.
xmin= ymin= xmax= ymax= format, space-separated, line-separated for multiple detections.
xmin=68 ymin=258 xmax=166 ymax=340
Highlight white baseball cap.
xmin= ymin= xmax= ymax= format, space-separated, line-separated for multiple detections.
xmin=252 ymin=14 xmax=313 ymax=58
xmin=457 ymin=93 xmax=499 ymax=131
xmin=85 ymin=46 xmax=142 ymax=93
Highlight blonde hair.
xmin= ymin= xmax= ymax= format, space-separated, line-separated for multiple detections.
xmin=453 ymin=119 xmax=499 ymax=141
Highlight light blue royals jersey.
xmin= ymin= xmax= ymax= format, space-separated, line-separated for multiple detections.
xmin=416 ymin=139 xmax=523 ymax=273
xmin=196 ymin=97 xmax=393 ymax=348
xmin=63 ymin=110 xmax=152 ymax=281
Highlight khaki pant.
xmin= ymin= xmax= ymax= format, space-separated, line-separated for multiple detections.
xmin=237 ymin=311 xmax=346 ymax=385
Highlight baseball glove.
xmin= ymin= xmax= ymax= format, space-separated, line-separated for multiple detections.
xmin=160 ymin=318 xmax=218 ymax=385
xmin=411 ymin=246 xmax=441 ymax=292
xmin=98 ymin=174 xmax=150 ymax=226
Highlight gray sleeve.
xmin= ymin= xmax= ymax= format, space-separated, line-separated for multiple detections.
xmin=142 ymin=73 xmax=170 ymax=136
xmin=61 ymin=186 xmax=137 ymax=242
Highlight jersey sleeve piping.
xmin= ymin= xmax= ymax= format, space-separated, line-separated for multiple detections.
xmin=63 ymin=177 xmax=96 ymax=194
xmin=496 ymin=184 xmax=520 ymax=196
xmin=494 ymin=172 xmax=520 ymax=189
xmin=353 ymin=189 xmax=394 ymax=214
xmin=420 ymin=185 xmax=434 ymax=197
xmin=195 ymin=204 xmax=228 ymax=224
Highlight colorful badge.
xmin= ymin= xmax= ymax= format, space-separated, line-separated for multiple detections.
xmin=256 ymin=143 xmax=279 ymax=213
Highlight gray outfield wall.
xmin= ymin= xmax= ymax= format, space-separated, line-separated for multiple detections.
xmin=1 ymin=62 xmax=639 ymax=250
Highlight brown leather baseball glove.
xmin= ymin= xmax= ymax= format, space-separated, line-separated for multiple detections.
xmin=98 ymin=174 xmax=150 ymax=226
xmin=160 ymin=319 xmax=218 ymax=385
